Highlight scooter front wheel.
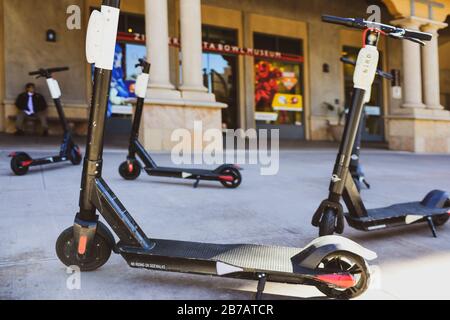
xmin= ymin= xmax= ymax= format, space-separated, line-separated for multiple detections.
xmin=119 ymin=160 xmax=141 ymax=180
xmin=219 ymin=167 xmax=242 ymax=189
xmin=319 ymin=209 xmax=337 ymax=236
xmin=56 ymin=222 xmax=113 ymax=272
xmin=69 ymin=145 xmax=82 ymax=165
xmin=10 ymin=153 xmax=31 ymax=176
xmin=315 ymin=251 xmax=370 ymax=299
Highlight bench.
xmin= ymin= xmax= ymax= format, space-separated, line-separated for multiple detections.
xmin=8 ymin=114 xmax=88 ymax=135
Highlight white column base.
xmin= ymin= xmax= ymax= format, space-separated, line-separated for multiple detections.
xmin=180 ymin=89 xmax=216 ymax=102
xmin=147 ymin=87 xmax=181 ymax=100
xmin=426 ymin=104 xmax=445 ymax=110
xmin=402 ymin=102 xmax=426 ymax=109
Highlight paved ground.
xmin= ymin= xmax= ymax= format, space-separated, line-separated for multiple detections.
xmin=1 ymin=134 xmax=450 ymax=300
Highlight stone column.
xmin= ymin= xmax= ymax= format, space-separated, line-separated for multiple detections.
xmin=145 ymin=0 xmax=180 ymax=99
xmin=179 ymin=0 xmax=215 ymax=102
xmin=392 ymin=18 xmax=425 ymax=109
xmin=421 ymin=21 xmax=448 ymax=110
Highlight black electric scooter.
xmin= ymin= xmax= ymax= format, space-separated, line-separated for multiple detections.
xmin=341 ymin=56 xmax=395 ymax=191
xmin=56 ymin=2 xmax=376 ymax=300
xmin=312 ymin=15 xmax=450 ymax=238
xmin=118 ymin=61 xmax=241 ymax=189
xmin=9 ymin=67 xmax=82 ymax=175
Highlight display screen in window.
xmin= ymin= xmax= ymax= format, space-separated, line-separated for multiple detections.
xmin=254 ymin=60 xmax=303 ymax=126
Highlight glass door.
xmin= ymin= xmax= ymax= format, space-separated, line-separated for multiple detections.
xmin=202 ymin=25 xmax=239 ymax=130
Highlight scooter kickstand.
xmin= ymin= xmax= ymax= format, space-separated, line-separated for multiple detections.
xmin=362 ymin=178 xmax=371 ymax=189
xmin=426 ymin=216 xmax=437 ymax=238
xmin=193 ymin=178 xmax=200 ymax=189
xmin=255 ymin=273 xmax=267 ymax=300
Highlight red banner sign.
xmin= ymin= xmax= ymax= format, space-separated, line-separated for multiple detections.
xmin=117 ymin=32 xmax=304 ymax=63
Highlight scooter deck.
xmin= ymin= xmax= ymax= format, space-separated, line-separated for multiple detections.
xmin=118 ymin=239 xmax=313 ymax=284
xmin=346 ymin=201 xmax=449 ymax=229
xmin=145 ymin=167 xmax=220 ymax=178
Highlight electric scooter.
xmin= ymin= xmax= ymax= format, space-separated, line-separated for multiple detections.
xmin=118 ymin=59 xmax=242 ymax=189
xmin=312 ymin=15 xmax=450 ymax=238
xmin=9 ymin=67 xmax=82 ymax=176
xmin=56 ymin=2 xmax=376 ymax=300
xmin=341 ymin=56 xmax=395 ymax=191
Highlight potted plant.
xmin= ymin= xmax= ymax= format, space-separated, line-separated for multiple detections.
xmin=324 ymin=102 xmax=346 ymax=142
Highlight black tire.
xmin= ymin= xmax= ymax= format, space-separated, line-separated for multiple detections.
xmin=432 ymin=214 xmax=449 ymax=227
xmin=10 ymin=153 xmax=31 ymax=176
xmin=319 ymin=209 xmax=337 ymax=236
xmin=219 ymin=167 xmax=242 ymax=189
xmin=119 ymin=160 xmax=141 ymax=180
xmin=315 ymin=251 xmax=370 ymax=299
xmin=69 ymin=145 xmax=82 ymax=165
xmin=55 ymin=222 xmax=113 ymax=272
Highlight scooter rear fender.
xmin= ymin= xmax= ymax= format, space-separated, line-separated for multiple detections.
xmin=292 ymin=235 xmax=377 ymax=270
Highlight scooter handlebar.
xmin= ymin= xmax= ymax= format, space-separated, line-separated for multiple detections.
xmin=322 ymin=15 xmax=432 ymax=43
xmin=340 ymin=57 xmax=393 ymax=80
xmin=29 ymin=67 xmax=69 ymax=77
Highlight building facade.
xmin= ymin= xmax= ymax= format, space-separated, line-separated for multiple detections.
xmin=0 ymin=0 xmax=449 ymax=152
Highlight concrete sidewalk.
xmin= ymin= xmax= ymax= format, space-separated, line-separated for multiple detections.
xmin=1 ymin=136 xmax=450 ymax=300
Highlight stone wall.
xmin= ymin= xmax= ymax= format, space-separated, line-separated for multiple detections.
xmin=0 ymin=0 xmax=4 ymax=132
xmin=2 ymin=0 xmax=87 ymax=133
xmin=439 ymin=39 xmax=450 ymax=109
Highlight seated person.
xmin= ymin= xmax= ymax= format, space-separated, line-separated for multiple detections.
xmin=15 ymin=83 xmax=49 ymax=136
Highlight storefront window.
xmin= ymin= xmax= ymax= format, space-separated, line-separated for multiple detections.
xmin=254 ymin=60 xmax=302 ymax=125
xmin=253 ymin=33 xmax=305 ymax=133
xmin=91 ymin=10 xmax=146 ymax=117
xmin=202 ymin=26 xmax=239 ymax=130
xmin=108 ymin=43 xmax=146 ymax=116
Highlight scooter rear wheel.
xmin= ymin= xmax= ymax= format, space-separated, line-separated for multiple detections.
xmin=56 ymin=222 xmax=113 ymax=272
xmin=219 ymin=167 xmax=242 ymax=189
xmin=319 ymin=209 xmax=337 ymax=236
xmin=119 ymin=160 xmax=141 ymax=180
xmin=69 ymin=145 xmax=82 ymax=165
xmin=315 ymin=251 xmax=370 ymax=299
xmin=10 ymin=153 xmax=31 ymax=176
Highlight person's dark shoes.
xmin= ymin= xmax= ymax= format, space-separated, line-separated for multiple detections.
xmin=42 ymin=129 xmax=49 ymax=137
xmin=14 ymin=129 xmax=25 ymax=136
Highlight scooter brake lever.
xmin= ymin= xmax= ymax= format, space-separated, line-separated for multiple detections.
xmin=405 ymin=37 xmax=426 ymax=46
xmin=389 ymin=33 xmax=425 ymax=46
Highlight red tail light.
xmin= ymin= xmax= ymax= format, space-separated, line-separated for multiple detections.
xmin=315 ymin=273 xmax=356 ymax=289
xmin=21 ymin=160 xmax=33 ymax=167
xmin=219 ymin=176 xmax=235 ymax=182
xmin=128 ymin=163 xmax=134 ymax=173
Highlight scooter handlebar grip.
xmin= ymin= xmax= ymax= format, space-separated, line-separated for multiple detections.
xmin=403 ymin=29 xmax=432 ymax=41
xmin=321 ymin=15 xmax=356 ymax=27
xmin=47 ymin=67 xmax=70 ymax=74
